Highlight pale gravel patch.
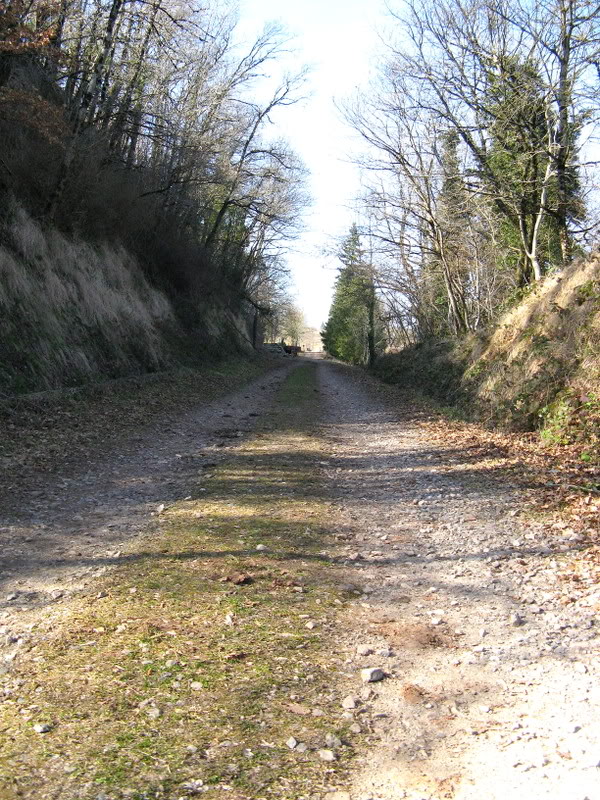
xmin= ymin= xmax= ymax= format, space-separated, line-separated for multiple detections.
xmin=315 ymin=360 xmax=600 ymax=800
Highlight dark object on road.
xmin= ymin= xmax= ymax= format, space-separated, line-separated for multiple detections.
xmin=263 ymin=343 xmax=288 ymax=356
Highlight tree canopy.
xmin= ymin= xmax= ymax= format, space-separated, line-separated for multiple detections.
xmin=342 ymin=0 xmax=600 ymax=346
xmin=0 ymin=0 xmax=308 ymax=324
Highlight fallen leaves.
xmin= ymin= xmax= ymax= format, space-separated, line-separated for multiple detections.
xmin=417 ymin=407 xmax=599 ymax=546
xmin=220 ymin=572 xmax=254 ymax=586
xmin=224 ymin=651 xmax=247 ymax=661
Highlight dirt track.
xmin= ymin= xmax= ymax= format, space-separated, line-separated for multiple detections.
xmin=0 ymin=362 xmax=296 ymax=620
xmin=316 ymin=359 xmax=599 ymax=800
xmin=1 ymin=356 xmax=599 ymax=800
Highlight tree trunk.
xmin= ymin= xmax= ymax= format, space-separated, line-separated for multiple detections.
xmin=367 ymin=284 xmax=376 ymax=367
xmin=555 ymin=0 xmax=575 ymax=264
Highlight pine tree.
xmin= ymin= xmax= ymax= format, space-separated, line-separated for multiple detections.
xmin=322 ymin=225 xmax=385 ymax=365
xmin=484 ymin=55 xmax=583 ymax=283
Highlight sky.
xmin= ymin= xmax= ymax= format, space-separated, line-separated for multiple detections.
xmin=235 ymin=0 xmax=386 ymax=330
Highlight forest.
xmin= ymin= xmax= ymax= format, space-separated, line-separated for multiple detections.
xmin=323 ymin=0 xmax=600 ymax=442
xmin=0 ymin=0 xmax=307 ymax=391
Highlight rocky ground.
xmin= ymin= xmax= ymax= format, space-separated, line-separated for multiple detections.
xmin=315 ymin=360 xmax=600 ymax=800
xmin=0 ymin=361 xmax=294 ymax=626
xmin=1 ymin=355 xmax=598 ymax=800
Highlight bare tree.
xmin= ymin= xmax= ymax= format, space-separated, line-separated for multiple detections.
xmin=342 ymin=0 xmax=600 ymax=348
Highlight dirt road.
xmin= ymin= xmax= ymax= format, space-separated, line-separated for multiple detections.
xmin=0 ymin=361 xmax=297 ymax=615
xmin=1 ymin=357 xmax=598 ymax=800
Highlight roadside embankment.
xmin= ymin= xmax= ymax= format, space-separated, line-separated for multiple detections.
xmin=0 ymin=204 xmax=257 ymax=396
xmin=373 ymin=255 xmax=600 ymax=455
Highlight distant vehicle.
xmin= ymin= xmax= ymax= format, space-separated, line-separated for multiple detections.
xmin=263 ymin=343 xmax=288 ymax=356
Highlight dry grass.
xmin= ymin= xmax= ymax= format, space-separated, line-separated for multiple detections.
xmin=0 ymin=204 xmax=176 ymax=393
xmin=375 ymin=253 xmax=600 ymax=448
xmin=0 ymin=365 xmax=356 ymax=800
xmin=469 ymin=256 xmax=600 ymax=440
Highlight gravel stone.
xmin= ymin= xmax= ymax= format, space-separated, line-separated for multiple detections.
xmin=361 ymin=667 xmax=385 ymax=683
xmin=33 ymin=723 xmax=52 ymax=733
xmin=325 ymin=733 xmax=343 ymax=748
xmin=318 ymin=749 xmax=337 ymax=762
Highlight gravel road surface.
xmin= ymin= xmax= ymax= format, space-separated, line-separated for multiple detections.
xmin=316 ymin=359 xmax=599 ymax=800
xmin=1 ymin=355 xmax=598 ymax=800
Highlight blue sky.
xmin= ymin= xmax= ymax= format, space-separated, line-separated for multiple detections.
xmin=236 ymin=0 xmax=386 ymax=328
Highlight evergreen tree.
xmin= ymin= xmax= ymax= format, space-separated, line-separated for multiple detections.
xmin=484 ymin=56 xmax=584 ymax=283
xmin=322 ymin=225 xmax=385 ymax=365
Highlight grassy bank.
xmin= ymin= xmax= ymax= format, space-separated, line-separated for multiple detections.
xmin=0 ymin=205 xmax=256 ymax=396
xmin=373 ymin=255 xmax=600 ymax=456
xmin=0 ymin=364 xmax=355 ymax=800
